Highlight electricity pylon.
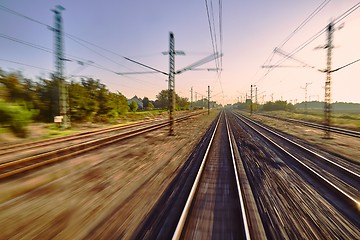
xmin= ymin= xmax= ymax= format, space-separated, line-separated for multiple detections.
xmin=51 ymin=5 xmax=70 ymax=128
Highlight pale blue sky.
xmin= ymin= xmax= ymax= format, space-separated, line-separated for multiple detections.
xmin=1 ymin=1 xmax=360 ymax=104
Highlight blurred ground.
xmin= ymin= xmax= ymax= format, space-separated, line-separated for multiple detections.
xmin=251 ymin=113 xmax=360 ymax=162
xmin=0 ymin=110 xmax=218 ymax=239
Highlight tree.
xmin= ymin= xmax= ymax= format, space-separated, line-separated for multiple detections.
xmin=155 ymin=90 xmax=169 ymax=109
xmin=155 ymin=89 xmax=190 ymax=110
xmin=147 ymin=102 xmax=154 ymax=111
xmin=142 ymin=97 xmax=150 ymax=109
xmin=129 ymin=100 xmax=138 ymax=112
xmin=0 ymin=100 xmax=36 ymax=137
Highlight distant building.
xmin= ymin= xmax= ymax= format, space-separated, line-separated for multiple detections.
xmin=127 ymin=96 xmax=144 ymax=110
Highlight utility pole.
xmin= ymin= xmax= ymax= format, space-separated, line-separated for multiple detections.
xmin=190 ymin=87 xmax=193 ymax=110
xmin=52 ymin=5 xmax=70 ymax=129
xmin=250 ymin=85 xmax=255 ymax=115
xmin=300 ymin=82 xmax=312 ymax=113
xmin=255 ymin=87 xmax=258 ymax=112
xmin=207 ymin=86 xmax=210 ymax=115
xmin=324 ymin=21 xmax=334 ymax=139
xmin=271 ymin=93 xmax=274 ymax=102
xmin=168 ymin=32 xmax=175 ymax=135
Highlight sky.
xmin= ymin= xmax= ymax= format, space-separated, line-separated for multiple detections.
xmin=1 ymin=0 xmax=360 ymax=105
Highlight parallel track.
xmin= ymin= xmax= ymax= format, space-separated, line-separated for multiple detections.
xmin=232 ymin=111 xmax=360 ymax=222
xmin=0 ymin=113 xmax=203 ymax=180
xmin=256 ymin=112 xmax=360 ymax=138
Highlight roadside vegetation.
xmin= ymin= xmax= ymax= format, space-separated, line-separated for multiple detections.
xmin=0 ymin=69 xmax=195 ymax=138
xmin=231 ymin=100 xmax=360 ymax=130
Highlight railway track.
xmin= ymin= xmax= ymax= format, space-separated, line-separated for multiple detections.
xmin=172 ymin=111 xmax=250 ymax=239
xmin=0 ymin=111 xmax=204 ymax=158
xmin=0 ymin=120 xmax=152 ymax=157
xmin=256 ymin=112 xmax=360 ymax=138
xmin=232 ymin=111 xmax=360 ymax=227
xmin=133 ymin=111 xmax=266 ymax=239
xmin=0 ymin=112 xmax=203 ymax=180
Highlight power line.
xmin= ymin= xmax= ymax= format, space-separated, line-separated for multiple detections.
xmin=204 ymin=0 xmax=220 ymax=72
xmin=278 ymin=0 xmax=331 ymax=49
xmin=0 ymin=4 xmax=169 ymax=92
xmin=0 ymin=33 xmax=53 ymax=54
xmin=260 ymin=0 xmax=330 ymax=74
xmin=264 ymin=26 xmax=328 ymax=75
xmin=219 ymin=0 xmax=223 ymax=70
xmin=265 ymin=2 xmax=360 ymax=76
xmin=0 ymin=4 xmax=50 ymax=28
xmin=257 ymin=0 xmax=332 ymax=84
xmin=0 ymin=58 xmax=52 ymax=72
xmin=331 ymin=57 xmax=360 ymax=72
xmin=334 ymin=2 xmax=360 ymax=24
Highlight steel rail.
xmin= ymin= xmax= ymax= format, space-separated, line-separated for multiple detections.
xmin=256 ymin=113 xmax=360 ymax=138
xmin=224 ymin=111 xmax=251 ymax=239
xmin=0 ymin=111 xmax=204 ymax=156
xmin=0 ymin=121 xmax=149 ymax=155
xmin=172 ymin=112 xmax=251 ymax=239
xmin=0 ymin=114 xmax=198 ymax=180
xmin=238 ymin=112 xmax=360 ymax=180
xmin=233 ymin=112 xmax=360 ymax=212
xmin=172 ymin=113 xmax=221 ymax=240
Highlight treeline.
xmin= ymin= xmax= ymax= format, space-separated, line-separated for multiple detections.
xmin=0 ymin=71 xmax=129 ymax=123
xmin=231 ymin=100 xmax=295 ymax=112
xmin=295 ymin=101 xmax=360 ymax=113
xmin=231 ymin=100 xmax=360 ymax=113
xmin=0 ymin=69 xmax=191 ymax=136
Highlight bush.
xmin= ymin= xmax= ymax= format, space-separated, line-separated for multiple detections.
xmin=0 ymin=101 xmax=36 ymax=137
xmin=129 ymin=100 xmax=138 ymax=112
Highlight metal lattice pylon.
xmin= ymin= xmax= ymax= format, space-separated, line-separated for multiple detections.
xmin=168 ymin=32 xmax=175 ymax=135
xmin=52 ymin=5 xmax=70 ymax=129
xmin=324 ymin=22 xmax=334 ymax=139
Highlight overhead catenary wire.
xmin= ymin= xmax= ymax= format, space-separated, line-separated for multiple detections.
xmin=0 ymin=4 xmax=168 ymax=94
xmin=204 ymin=0 xmax=220 ymax=73
xmin=278 ymin=0 xmax=332 ymax=50
xmin=334 ymin=1 xmax=360 ymax=24
xmin=0 ymin=58 xmax=52 ymax=72
xmin=256 ymin=0 xmax=332 ymax=85
xmin=0 ymin=4 xmax=50 ymax=28
xmin=263 ymin=1 xmax=360 ymax=77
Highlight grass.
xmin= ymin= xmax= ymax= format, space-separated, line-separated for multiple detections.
xmin=261 ymin=110 xmax=360 ymax=130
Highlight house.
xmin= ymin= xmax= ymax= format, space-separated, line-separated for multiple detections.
xmin=127 ymin=96 xmax=144 ymax=110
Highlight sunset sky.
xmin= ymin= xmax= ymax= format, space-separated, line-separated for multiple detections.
xmin=1 ymin=0 xmax=360 ymax=105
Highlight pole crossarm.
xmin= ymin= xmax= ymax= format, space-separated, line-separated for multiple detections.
xmin=122 ymin=57 xmax=168 ymax=75
xmin=175 ymin=52 xmax=223 ymax=74
xmin=116 ymin=71 xmax=162 ymax=75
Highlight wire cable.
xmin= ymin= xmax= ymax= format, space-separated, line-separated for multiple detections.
xmin=278 ymin=0 xmax=331 ymax=49
xmin=0 ymin=33 xmax=53 ymax=54
xmin=334 ymin=2 xmax=360 ymax=24
xmin=331 ymin=57 xmax=360 ymax=72
xmin=0 ymin=58 xmax=52 ymax=72
xmin=0 ymin=4 xmax=50 ymax=28
xmin=204 ymin=0 xmax=220 ymax=73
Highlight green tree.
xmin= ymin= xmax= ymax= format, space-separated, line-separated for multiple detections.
xmin=0 ymin=100 xmax=36 ymax=137
xmin=147 ymin=102 xmax=154 ymax=111
xmin=155 ymin=89 xmax=190 ymax=110
xmin=142 ymin=97 xmax=150 ymax=109
xmin=129 ymin=100 xmax=138 ymax=112
xmin=155 ymin=90 xmax=169 ymax=109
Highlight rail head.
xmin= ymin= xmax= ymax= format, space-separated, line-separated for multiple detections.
xmin=172 ymin=112 xmax=222 ymax=240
